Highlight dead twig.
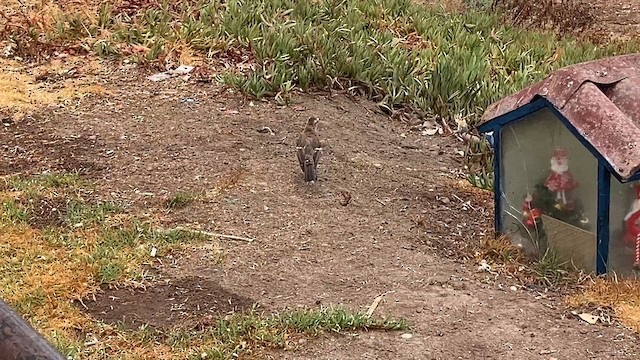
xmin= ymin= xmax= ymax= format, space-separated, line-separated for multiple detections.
xmin=366 ymin=290 xmax=396 ymax=318
xmin=77 ymin=298 xmax=88 ymax=310
xmin=440 ymin=117 xmax=453 ymax=134
xmin=366 ymin=296 xmax=383 ymax=318
xmin=458 ymin=132 xmax=487 ymax=146
xmin=168 ymin=227 xmax=255 ymax=243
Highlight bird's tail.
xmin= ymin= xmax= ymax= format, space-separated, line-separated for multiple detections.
xmin=303 ymin=157 xmax=316 ymax=182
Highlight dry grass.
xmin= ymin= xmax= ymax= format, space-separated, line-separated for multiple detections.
xmin=451 ymin=178 xmax=493 ymax=204
xmin=0 ymin=0 xmax=108 ymax=121
xmin=0 ymin=225 xmax=96 ymax=334
xmin=0 ymin=173 xmax=205 ymax=355
xmin=472 ymin=231 xmax=587 ymax=289
xmin=0 ymin=173 xmax=407 ymax=358
xmin=568 ymin=277 xmax=640 ymax=332
xmin=0 ymin=58 xmax=107 ymax=121
xmin=476 ymin=235 xmax=526 ymax=264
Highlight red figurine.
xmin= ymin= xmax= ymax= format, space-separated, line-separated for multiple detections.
xmin=522 ymin=194 xmax=541 ymax=228
xmin=545 ymin=147 xmax=577 ymax=208
xmin=624 ymin=184 xmax=640 ymax=223
xmin=623 ymin=184 xmax=640 ymax=269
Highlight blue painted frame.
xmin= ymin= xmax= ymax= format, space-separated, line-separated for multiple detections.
xmin=627 ymin=171 xmax=640 ymax=183
xmin=478 ymin=97 xmax=635 ymax=275
xmin=493 ymin=129 xmax=502 ymax=234
xmin=596 ymin=161 xmax=611 ymax=274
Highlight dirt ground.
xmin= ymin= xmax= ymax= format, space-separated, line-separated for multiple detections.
xmin=2 ymin=66 xmax=640 ymax=359
xmin=1 ymin=1 xmax=640 ymax=359
xmin=426 ymin=0 xmax=640 ymax=41
xmin=588 ymin=0 xmax=640 ymax=39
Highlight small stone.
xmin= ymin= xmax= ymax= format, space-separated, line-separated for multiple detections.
xmin=401 ymin=333 xmax=413 ymax=339
xmin=440 ymin=197 xmax=450 ymax=204
xmin=510 ymin=286 xmax=517 ymax=291
xmin=374 ymin=163 xmax=382 ymax=168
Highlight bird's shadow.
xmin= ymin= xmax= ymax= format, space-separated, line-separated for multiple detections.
xmin=291 ymin=172 xmax=325 ymax=194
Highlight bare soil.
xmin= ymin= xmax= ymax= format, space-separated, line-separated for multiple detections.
xmin=86 ymin=275 xmax=255 ymax=330
xmin=2 ymin=66 xmax=640 ymax=359
xmin=588 ymin=0 xmax=640 ymax=39
xmin=28 ymin=196 xmax=68 ymax=229
xmin=432 ymin=0 xmax=640 ymax=41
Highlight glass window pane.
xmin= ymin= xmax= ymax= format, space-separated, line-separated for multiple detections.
xmin=609 ymin=179 xmax=640 ymax=277
xmin=500 ymin=108 xmax=598 ymax=272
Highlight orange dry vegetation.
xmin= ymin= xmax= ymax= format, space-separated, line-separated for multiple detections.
xmin=451 ymin=178 xmax=494 ymax=210
xmin=0 ymin=176 xmax=233 ymax=357
xmin=1 ymin=0 xmax=109 ymax=121
xmin=568 ymin=278 xmax=640 ymax=332
xmin=0 ymin=58 xmax=107 ymax=121
xmin=0 ymin=223 xmax=97 ymax=335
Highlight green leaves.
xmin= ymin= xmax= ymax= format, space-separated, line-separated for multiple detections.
xmin=30 ymin=0 xmax=640 ymax=126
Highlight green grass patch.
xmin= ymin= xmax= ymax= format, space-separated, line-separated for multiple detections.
xmin=165 ymin=191 xmax=200 ymax=209
xmin=529 ymin=249 xmax=571 ymax=287
xmin=13 ymin=286 xmax=47 ymax=318
xmin=275 ymin=306 xmax=408 ymax=334
xmin=98 ymin=306 xmax=408 ymax=359
xmin=87 ymin=224 xmax=211 ymax=284
xmin=1 ymin=173 xmax=122 ymax=230
xmin=1 ymin=198 xmax=30 ymax=224
xmin=65 ymin=200 xmax=122 ymax=227
xmin=474 ymin=235 xmax=578 ymax=289
xmin=3 ymin=173 xmax=81 ymax=194
xmin=7 ymin=0 xmax=640 ymax=126
xmin=191 ymin=307 xmax=407 ymax=358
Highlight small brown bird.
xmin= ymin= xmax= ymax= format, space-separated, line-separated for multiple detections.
xmin=296 ymin=117 xmax=322 ymax=183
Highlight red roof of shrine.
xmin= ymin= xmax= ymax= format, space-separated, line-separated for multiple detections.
xmin=480 ymin=53 xmax=640 ymax=180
